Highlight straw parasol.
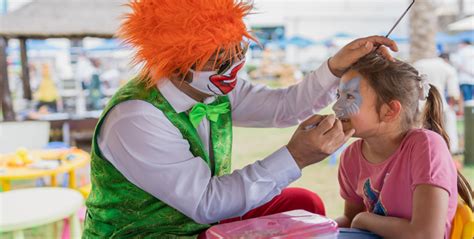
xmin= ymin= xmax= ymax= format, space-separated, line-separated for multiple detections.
xmin=0 ymin=0 xmax=129 ymax=121
xmin=0 ymin=0 xmax=128 ymax=39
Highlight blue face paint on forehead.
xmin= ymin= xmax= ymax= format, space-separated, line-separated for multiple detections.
xmin=332 ymin=76 xmax=363 ymax=119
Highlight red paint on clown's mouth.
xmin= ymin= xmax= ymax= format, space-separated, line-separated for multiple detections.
xmin=209 ymin=62 xmax=245 ymax=94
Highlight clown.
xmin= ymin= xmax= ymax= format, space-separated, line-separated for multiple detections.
xmin=83 ymin=0 xmax=398 ymax=237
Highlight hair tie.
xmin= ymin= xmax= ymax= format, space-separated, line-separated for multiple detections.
xmin=418 ymin=74 xmax=431 ymax=100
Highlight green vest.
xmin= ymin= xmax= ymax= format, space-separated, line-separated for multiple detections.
xmin=83 ymin=79 xmax=232 ymax=238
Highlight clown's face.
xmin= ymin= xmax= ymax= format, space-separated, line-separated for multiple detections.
xmin=189 ymin=59 xmax=245 ymax=96
xmin=189 ymin=44 xmax=248 ymax=96
xmin=333 ymin=70 xmax=382 ymax=138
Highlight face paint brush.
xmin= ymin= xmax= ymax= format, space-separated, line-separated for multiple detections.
xmin=374 ymin=0 xmax=415 ymax=51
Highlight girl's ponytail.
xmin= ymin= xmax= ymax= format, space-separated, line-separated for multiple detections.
xmin=423 ymin=83 xmax=473 ymax=210
xmin=422 ymin=84 xmax=450 ymax=147
xmin=458 ymin=173 xmax=473 ymax=210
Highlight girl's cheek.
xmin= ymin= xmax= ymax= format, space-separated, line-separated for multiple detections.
xmin=350 ymin=114 xmax=372 ymax=133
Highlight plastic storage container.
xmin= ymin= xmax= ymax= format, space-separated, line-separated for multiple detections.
xmin=206 ymin=210 xmax=338 ymax=239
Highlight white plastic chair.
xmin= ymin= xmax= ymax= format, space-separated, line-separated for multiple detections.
xmin=0 ymin=187 xmax=84 ymax=239
xmin=0 ymin=121 xmax=51 ymax=154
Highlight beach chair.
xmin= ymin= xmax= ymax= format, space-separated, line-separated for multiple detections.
xmin=451 ymin=199 xmax=474 ymax=239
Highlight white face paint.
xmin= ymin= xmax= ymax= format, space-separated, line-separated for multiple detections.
xmin=189 ymin=59 xmax=246 ymax=96
xmin=332 ymin=76 xmax=363 ymax=119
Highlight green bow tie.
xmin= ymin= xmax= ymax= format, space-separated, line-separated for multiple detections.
xmin=189 ymin=102 xmax=230 ymax=128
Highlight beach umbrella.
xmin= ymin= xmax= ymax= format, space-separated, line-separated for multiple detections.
xmin=456 ymin=30 xmax=474 ymax=42
xmin=287 ymin=36 xmax=315 ymax=48
xmin=7 ymin=39 xmax=61 ymax=53
xmin=436 ymin=32 xmax=463 ymax=44
xmin=85 ymin=38 xmax=128 ymax=51
xmin=387 ymin=34 xmax=409 ymax=43
xmin=448 ymin=16 xmax=474 ymax=31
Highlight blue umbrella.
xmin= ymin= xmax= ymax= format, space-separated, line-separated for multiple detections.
xmin=436 ymin=32 xmax=463 ymax=44
xmin=267 ymin=36 xmax=316 ymax=49
xmin=333 ymin=32 xmax=354 ymax=38
xmin=456 ymin=31 xmax=474 ymax=42
xmin=323 ymin=32 xmax=356 ymax=47
xmin=387 ymin=34 xmax=409 ymax=43
xmin=249 ymin=39 xmax=265 ymax=49
xmin=287 ymin=36 xmax=315 ymax=48
xmin=85 ymin=39 xmax=128 ymax=51
xmin=266 ymin=39 xmax=286 ymax=49
xmin=7 ymin=39 xmax=62 ymax=53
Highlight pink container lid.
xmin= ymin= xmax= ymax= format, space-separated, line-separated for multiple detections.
xmin=206 ymin=210 xmax=338 ymax=239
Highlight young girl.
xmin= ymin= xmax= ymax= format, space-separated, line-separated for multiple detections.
xmin=333 ymin=53 xmax=473 ymax=238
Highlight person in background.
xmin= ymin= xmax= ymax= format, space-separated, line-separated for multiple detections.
xmin=414 ymin=53 xmax=462 ymax=153
xmin=86 ymin=58 xmax=104 ymax=110
xmin=35 ymin=64 xmax=60 ymax=113
xmin=440 ymin=53 xmax=464 ymax=116
xmin=452 ymin=40 xmax=474 ymax=102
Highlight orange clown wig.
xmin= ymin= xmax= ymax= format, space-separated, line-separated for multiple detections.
xmin=119 ymin=0 xmax=257 ymax=88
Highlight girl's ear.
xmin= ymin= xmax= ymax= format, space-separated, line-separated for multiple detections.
xmin=380 ymin=100 xmax=402 ymax=122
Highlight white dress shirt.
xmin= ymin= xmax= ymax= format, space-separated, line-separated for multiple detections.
xmin=98 ymin=60 xmax=339 ymax=224
xmin=452 ymin=45 xmax=474 ymax=85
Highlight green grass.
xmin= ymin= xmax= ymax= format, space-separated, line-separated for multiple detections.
xmin=232 ymin=126 xmax=345 ymax=218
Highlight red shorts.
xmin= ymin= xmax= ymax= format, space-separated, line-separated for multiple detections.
xmin=221 ymin=187 xmax=325 ymax=223
xmin=199 ymin=187 xmax=325 ymax=238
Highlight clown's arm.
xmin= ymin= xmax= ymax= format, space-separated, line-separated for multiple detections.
xmin=230 ymin=36 xmax=398 ymax=128
xmin=98 ymin=101 xmax=302 ymax=224
xmin=229 ymin=59 xmax=339 ymax=128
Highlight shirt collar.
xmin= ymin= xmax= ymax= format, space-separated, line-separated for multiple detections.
xmin=156 ymin=79 xmax=216 ymax=113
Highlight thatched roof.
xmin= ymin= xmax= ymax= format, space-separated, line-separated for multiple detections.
xmin=0 ymin=0 xmax=130 ymax=39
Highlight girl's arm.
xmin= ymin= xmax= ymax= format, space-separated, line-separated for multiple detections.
xmin=336 ymin=200 xmax=365 ymax=228
xmin=350 ymin=184 xmax=449 ymax=239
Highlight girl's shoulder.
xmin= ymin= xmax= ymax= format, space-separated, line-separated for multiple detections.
xmin=401 ymin=128 xmax=453 ymax=166
xmin=342 ymin=139 xmax=363 ymax=155
xmin=340 ymin=139 xmax=364 ymax=164
xmin=403 ymin=128 xmax=448 ymax=149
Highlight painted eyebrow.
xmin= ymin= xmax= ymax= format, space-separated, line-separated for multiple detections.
xmin=341 ymin=77 xmax=361 ymax=88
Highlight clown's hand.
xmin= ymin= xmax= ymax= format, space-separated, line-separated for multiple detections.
xmin=328 ymin=36 xmax=399 ymax=77
xmin=287 ymin=114 xmax=354 ymax=169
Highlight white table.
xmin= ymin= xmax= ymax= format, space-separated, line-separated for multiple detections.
xmin=0 ymin=187 xmax=84 ymax=239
